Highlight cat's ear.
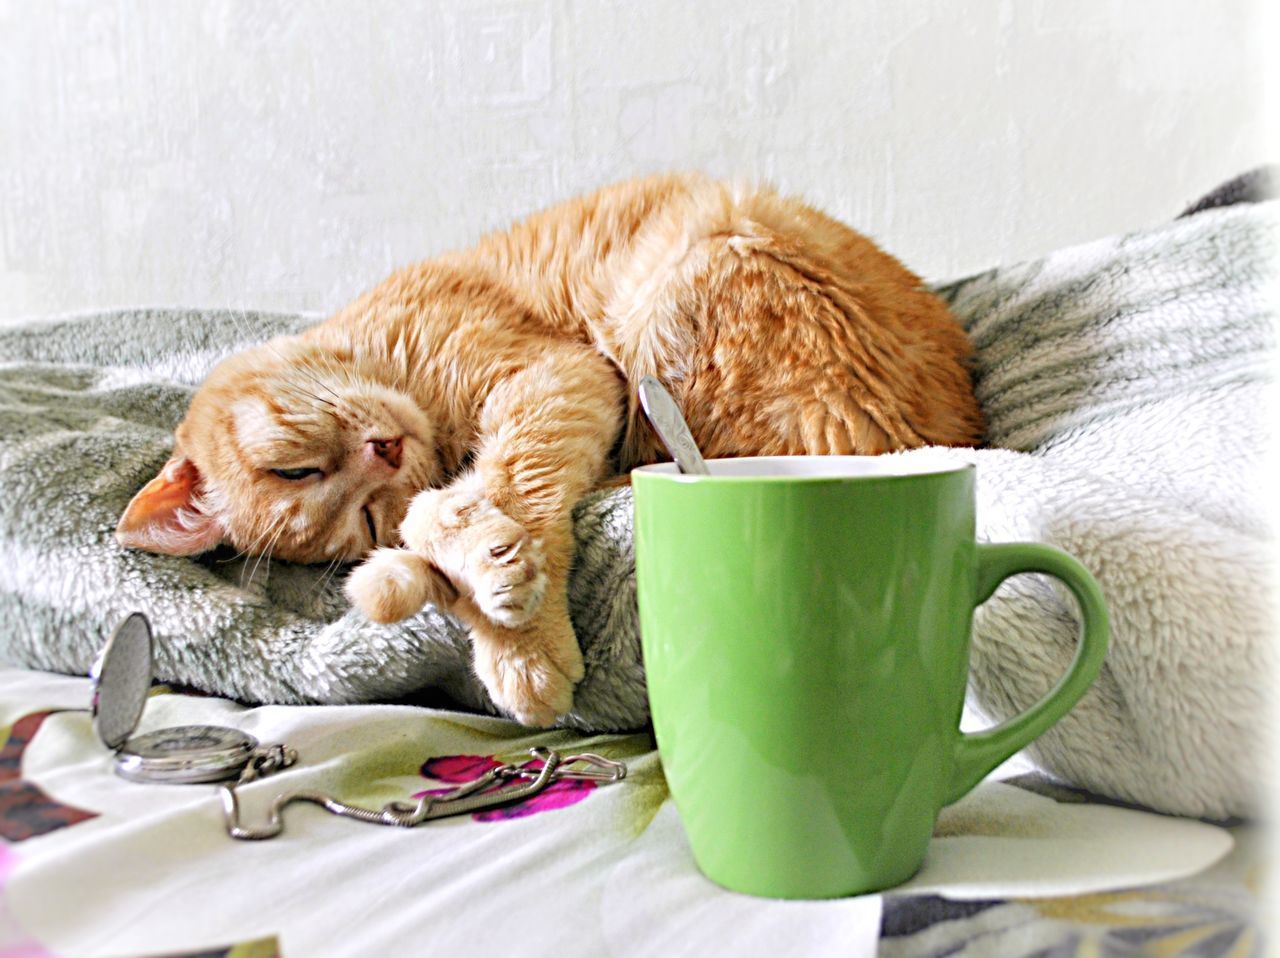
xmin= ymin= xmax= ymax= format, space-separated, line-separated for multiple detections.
xmin=116 ymin=454 xmax=224 ymax=556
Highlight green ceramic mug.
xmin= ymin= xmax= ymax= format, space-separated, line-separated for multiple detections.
xmin=633 ymin=455 xmax=1109 ymax=899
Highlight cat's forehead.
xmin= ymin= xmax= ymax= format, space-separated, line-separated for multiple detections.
xmin=231 ymin=397 xmax=292 ymax=446
xmin=230 ymin=396 xmax=337 ymax=457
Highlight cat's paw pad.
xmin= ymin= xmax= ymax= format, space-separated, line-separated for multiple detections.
xmin=401 ymin=487 xmax=547 ymax=629
xmin=473 ymin=633 xmax=580 ymax=728
xmin=467 ymin=531 xmax=547 ymax=629
xmin=345 ymin=548 xmax=456 ymax=624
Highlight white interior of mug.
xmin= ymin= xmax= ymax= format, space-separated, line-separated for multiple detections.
xmin=634 ymin=451 xmax=974 ymax=479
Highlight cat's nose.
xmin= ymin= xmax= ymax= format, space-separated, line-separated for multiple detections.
xmin=366 ymin=436 xmax=403 ymax=470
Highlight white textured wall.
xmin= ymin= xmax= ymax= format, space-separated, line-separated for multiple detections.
xmin=0 ymin=0 xmax=1271 ymax=319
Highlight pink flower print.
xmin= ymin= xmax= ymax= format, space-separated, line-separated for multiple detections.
xmin=415 ymin=753 xmax=597 ymax=822
xmin=420 ymin=754 xmax=502 ymax=783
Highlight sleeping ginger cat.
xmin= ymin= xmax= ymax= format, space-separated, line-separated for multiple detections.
xmin=116 ymin=173 xmax=984 ymax=726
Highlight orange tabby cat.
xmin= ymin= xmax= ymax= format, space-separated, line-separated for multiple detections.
xmin=117 ymin=173 xmax=984 ymax=726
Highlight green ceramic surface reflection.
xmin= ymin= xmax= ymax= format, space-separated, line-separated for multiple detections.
xmin=633 ymin=456 xmax=1109 ymax=899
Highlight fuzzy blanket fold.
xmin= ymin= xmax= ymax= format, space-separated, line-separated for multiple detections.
xmin=1 ymin=202 xmax=1273 ymax=818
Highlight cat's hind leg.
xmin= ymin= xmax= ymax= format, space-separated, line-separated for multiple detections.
xmin=606 ymin=222 xmax=983 ymax=464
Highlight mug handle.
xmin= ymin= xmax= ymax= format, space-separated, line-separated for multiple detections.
xmin=944 ymin=542 xmax=1110 ymax=805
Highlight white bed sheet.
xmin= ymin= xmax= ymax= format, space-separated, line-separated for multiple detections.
xmin=0 ymin=670 xmax=1242 ymax=958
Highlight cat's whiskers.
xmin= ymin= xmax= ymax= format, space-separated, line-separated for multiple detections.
xmin=236 ymin=520 xmax=280 ymax=587
xmin=224 ymin=307 xmax=258 ymax=351
xmin=262 ymin=522 xmax=288 ymax=585
xmin=289 ymin=361 xmax=346 ymax=406
xmin=218 ymin=509 xmax=288 ymax=567
xmin=276 ymin=358 xmax=343 ymax=410
xmin=240 ymin=512 xmax=290 ymax=589
xmin=315 ymin=359 xmax=355 ymax=394
xmin=224 ymin=307 xmax=346 ymax=411
xmin=248 ymin=516 xmax=289 ymax=589
xmin=308 ymin=553 xmax=346 ymax=599
xmin=299 ymin=345 xmax=360 ymax=394
xmin=316 ymin=350 xmax=373 ymax=397
xmin=314 ymin=553 xmax=340 ymax=591
xmin=280 ymin=377 xmax=337 ymax=411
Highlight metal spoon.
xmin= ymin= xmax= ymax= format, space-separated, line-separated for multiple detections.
xmin=637 ymin=376 xmax=711 ymax=475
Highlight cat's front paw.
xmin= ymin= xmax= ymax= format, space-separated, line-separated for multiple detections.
xmin=471 ymin=531 xmax=548 ymax=629
xmin=400 ymin=486 xmax=547 ymax=629
xmin=472 ymin=617 xmax=584 ymax=727
xmin=345 ymin=547 xmax=457 ymax=623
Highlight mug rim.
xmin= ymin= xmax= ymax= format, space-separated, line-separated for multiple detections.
xmin=632 ymin=453 xmax=975 ymax=482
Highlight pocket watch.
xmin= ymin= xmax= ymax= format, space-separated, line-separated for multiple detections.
xmin=90 ymin=612 xmax=625 ymax=840
xmin=90 ymin=612 xmax=293 ymax=784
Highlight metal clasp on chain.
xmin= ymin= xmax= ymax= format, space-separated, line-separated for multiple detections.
xmin=221 ymin=746 xmax=626 ymax=841
xmin=237 ymin=744 xmax=298 ymax=784
xmin=499 ymin=751 xmax=627 ymax=784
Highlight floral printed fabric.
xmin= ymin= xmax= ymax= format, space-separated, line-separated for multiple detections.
xmin=0 ymin=670 xmax=1258 ymax=958
xmin=880 ymin=859 xmax=1263 ymax=957
xmin=416 ymin=754 xmax=598 ymax=822
xmin=0 ymin=711 xmax=97 ymax=841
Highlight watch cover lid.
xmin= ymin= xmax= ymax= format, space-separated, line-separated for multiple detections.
xmin=91 ymin=612 xmax=154 ymax=751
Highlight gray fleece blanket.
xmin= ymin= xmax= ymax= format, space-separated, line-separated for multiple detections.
xmin=1 ymin=202 xmax=1274 ymax=818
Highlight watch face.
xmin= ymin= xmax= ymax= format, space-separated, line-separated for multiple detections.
xmin=127 ymin=726 xmax=250 ymax=757
xmin=115 ymin=725 xmax=259 ymax=784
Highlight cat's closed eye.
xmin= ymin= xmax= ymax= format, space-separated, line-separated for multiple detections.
xmin=272 ymin=467 xmax=323 ymax=481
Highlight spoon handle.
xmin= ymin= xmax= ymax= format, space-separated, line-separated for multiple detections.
xmin=637 ymin=376 xmax=711 ymax=476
